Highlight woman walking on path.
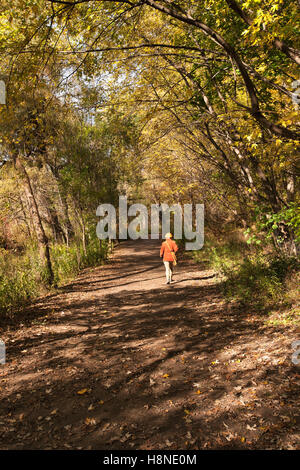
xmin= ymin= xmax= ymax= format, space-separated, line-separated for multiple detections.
xmin=160 ymin=233 xmax=178 ymax=284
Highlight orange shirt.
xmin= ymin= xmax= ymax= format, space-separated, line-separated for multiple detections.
xmin=160 ymin=239 xmax=178 ymax=262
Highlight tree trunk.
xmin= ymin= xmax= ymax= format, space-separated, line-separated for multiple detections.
xmin=272 ymin=221 xmax=298 ymax=257
xmin=45 ymin=202 xmax=67 ymax=244
xmin=15 ymin=158 xmax=54 ymax=285
xmin=60 ymin=192 xmax=74 ymax=246
xmin=18 ymin=193 xmax=33 ymax=239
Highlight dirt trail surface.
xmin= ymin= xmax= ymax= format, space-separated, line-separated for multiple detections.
xmin=0 ymin=239 xmax=299 ymax=450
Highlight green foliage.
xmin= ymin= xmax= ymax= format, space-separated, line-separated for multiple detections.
xmin=0 ymin=238 xmax=109 ymax=317
xmin=245 ymin=203 xmax=300 ymax=246
xmin=0 ymin=245 xmax=41 ymax=315
xmin=51 ymin=244 xmax=80 ymax=285
xmin=51 ymin=237 xmax=108 ymax=285
xmin=224 ymin=255 xmax=297 ymax=309
xmin=78 ymin=231 xmax=110 ymax=269
xmin=192 ymin=236 xmax=299 ymax=312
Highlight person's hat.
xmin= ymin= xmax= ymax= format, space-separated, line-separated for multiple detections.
xmin=165 ymin=232 xmax=173 ymax=239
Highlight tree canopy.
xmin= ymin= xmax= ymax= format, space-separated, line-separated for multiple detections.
xmin=0 ymin=0 xmax=299 ymax=288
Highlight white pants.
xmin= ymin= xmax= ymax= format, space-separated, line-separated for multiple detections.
xmin=163 ymin=261 xmax=174 ymax=282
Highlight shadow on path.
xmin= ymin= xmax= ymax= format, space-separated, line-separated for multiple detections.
xmin=0 ymin=239 xmax=299 ymax=450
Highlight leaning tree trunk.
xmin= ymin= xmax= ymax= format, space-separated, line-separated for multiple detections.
xmin=15 ymin=158 xmax=54 ymax=285
xmin=44 ymin=197 xmax=67 ymax=244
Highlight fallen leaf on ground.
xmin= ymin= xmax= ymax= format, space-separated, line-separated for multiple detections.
xmin=85 ymin=418 xmax=96 ymax=425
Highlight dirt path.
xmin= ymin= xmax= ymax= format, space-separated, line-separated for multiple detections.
xmin=0 ymin=239 xmax=299 ymax=450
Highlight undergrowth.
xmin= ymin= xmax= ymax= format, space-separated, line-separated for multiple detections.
xmin=0 ymin=237 xmax=109 ymax=318
xmin=192 ymin=236 xmax=299 ymax=325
